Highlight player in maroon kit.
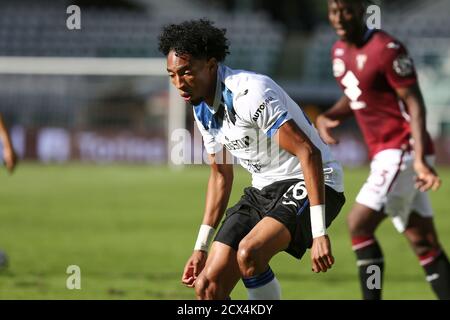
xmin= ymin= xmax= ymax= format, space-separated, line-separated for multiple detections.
xmin=317 ymin=0 xmax=450 ymax=299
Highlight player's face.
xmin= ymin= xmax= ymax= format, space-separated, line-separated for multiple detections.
xmin=166 ymin=50 xmax=217 ymax=106
xmin=328 ymin=0 xmax=365 ymax=42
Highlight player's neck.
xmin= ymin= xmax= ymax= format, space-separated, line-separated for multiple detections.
xmin=346 ymin=26 xmax=368 ymax=48
xmin=204 ymin=69 xmax=218 ymax=106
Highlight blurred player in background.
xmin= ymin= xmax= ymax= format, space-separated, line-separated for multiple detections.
xmin=316 ymin=0 xmax=450 ymax=299
xmin=158 ymin=19 xmax=345 ymax=300
xmin=0 ymin=112 xmax=18 ymax=268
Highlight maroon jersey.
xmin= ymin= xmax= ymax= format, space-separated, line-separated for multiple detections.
xmin=332 ymin=29 xmax=434 ymax=159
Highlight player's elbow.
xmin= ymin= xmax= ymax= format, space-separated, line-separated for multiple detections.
xmin=297 ymin=143 xmax=322 ymax=163
xmin=211 ymin=164 xmax=234 ymax=187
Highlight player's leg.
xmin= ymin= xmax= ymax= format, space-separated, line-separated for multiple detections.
xmin=351 ymin=149 xmax=409 ymax=300
xmin=194 ymin=241 xmax=241 ymax=300
xmin=236 ymin=184 xmax=345 ymax=300
xmin=403 ymin=211 xmax=450 ymax=300
xmin=236 ymin=216 xmax=290 ymax=300
xmin=347 ymin=203 xmax=386 ymax=300
xmin=197 ymin=189 xmax=265 ymax=300
xmin=387 ymin=153 xmax=450 ymax=299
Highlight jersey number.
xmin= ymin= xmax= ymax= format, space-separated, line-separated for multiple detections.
xmin=282 ymin=181 xmax=307 ymax=207
xmin=341 ymin=71 xmax=367 ymax=110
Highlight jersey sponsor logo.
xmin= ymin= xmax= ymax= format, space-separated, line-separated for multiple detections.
xmin=252 ymin=96 xmax=275 ymax=122
xmin=393 ymin=54 xmax=414 ymax=77
xmin=333 ymin=58 xmax=346 ymax=77
xmin=356 ymin=54 xmax=367 ymax=71
xmin=224 ymin=136 xmax=253 ymax=151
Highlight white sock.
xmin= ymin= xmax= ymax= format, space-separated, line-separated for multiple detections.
xmin=243 ymin=267 xmax=281 ymax=300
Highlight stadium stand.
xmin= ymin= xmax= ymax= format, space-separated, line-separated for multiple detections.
xmin=302 ymin=0 xmax=450 ymax=136
xmin=0 ymin=0 xmax=284 ymax=73
xmin=0 ymin=0 xmax=284 ymax=130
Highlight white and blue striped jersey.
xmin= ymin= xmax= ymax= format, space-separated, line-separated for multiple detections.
xmin=193 ymin=64 xmax=344 ymax=192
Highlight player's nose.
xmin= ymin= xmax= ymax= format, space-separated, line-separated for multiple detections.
xmin=172 ymin=74 xmax=187 ymax=90
xmin=333 ymin=10 xmax=344 ymax=25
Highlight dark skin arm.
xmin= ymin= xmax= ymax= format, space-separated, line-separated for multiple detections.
xmin=275 ymin=120 xmax=333 ymax=273
xmin=181 ymin=148 xmax=234 ymax=287
xmin=0 ymin=113 xmax=17 ymax=173
xmin=396 ymin=84 xmax=441 ymax=192
xmin=316 ymin=95 xmax=353 ymax=144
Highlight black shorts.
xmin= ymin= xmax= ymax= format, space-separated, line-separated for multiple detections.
xmin=214 ymin=179 xmax=345 ymax=259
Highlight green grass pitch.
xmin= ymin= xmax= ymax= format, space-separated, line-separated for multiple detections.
xmin=0 ymin=164 xmax=449 ymax=299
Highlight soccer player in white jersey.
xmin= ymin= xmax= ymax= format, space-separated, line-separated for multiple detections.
xmin=158 ymin=19 xmax=345 ymax=300
xmin=0 ymin=112 xmax=17 ymax=268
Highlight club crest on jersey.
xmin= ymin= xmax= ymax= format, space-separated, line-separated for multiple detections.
xmin=333 ymin=58 xmax=346 ymax=77
xmin=356 ymin=54 xmax=367 ymax=71
xmin=393 ymin=54 xmax=414 ymax=77
xmin=387 ymin=42 xmax=400 ymax=49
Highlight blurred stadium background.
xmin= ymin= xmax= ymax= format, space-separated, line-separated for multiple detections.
xmin=0 ymin=0 xmax=449 ymax=299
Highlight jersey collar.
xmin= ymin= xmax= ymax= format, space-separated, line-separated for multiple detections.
xmin=363 ymin=28 xmax=376 ymax=43
xmin=193 ymin=64 xmax=224 ymax=115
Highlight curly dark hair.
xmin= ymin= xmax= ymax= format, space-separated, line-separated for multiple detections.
xmin=328 ymin=0 xmax=374 ymax=7
xmin=158 ymin=19 xmax=230 ymax=62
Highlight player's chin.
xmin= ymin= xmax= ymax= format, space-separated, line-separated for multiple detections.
xmin=190 ymin=97 xmax=203 ymax=105
xmin=335 ymin=28 xmax=350 ymax=41
xmin=337 ymin=33 xmax=348 ymax=41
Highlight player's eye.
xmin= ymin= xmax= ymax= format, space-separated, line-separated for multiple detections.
xmin=342 ymin=9 xmax=352 ymax=16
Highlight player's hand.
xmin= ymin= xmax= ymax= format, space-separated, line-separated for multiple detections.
xmin=3 ymin=146 xmax=17 ymax=174
xmin=414 ymin=161 xmax=441 ymax=192
xmin=311 ymin=235 xmax=334 ymax=273
xmin=181 ymin=250 xmax=207 ymax=288
xmin=316 ymin=115 xmax=340 ymax=145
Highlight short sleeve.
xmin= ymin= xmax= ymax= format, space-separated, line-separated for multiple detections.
xmin=382 ymin=41 xmax=418 ymax=89
xmin=238 ymin=83 xmax=292 ymax=138
xmin=193 ymin=113 xmax=222 ymax=155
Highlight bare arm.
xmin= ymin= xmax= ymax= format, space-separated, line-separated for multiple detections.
xmin=396 ymin=84 xmax=441 ymax=191
xmin=181 ymin=148 xmax=234 ymax=287
xmin=396 ymin=84 xmax=427 ymax=163
xmin=0 ymin=114 xmax=17 ymax=173
xmin=275 ymin=120 xmax=333 ymax=273
xmin=316 ymin=95 xmax=353 ymax=144
xmin=276 ymin=120 xmax=324 ymax=207
xmin=322 ymin=95 xmax=353 ymax=121
xmin=202 ymin=151 xmax=234 ymax=228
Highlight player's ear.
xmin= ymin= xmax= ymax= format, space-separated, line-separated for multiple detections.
xmin=206 ymin=57 xmax=218 ymax=72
